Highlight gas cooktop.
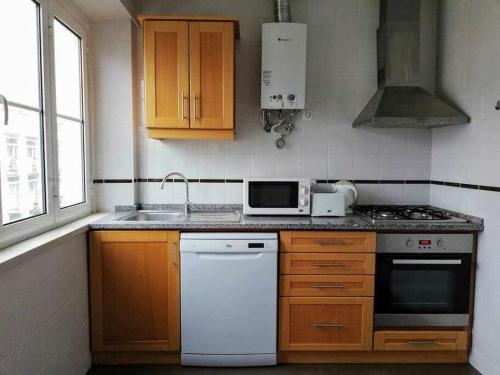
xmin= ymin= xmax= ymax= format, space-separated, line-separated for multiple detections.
xmin=354 ymin=206 xmax=467 ymax=224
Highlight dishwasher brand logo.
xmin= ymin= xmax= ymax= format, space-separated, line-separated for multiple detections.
xmin=226 ymin=243 xmax=233 ymax=248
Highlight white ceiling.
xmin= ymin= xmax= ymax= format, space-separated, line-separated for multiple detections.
xmin=71 ymin=0 xmax=132 ymax=21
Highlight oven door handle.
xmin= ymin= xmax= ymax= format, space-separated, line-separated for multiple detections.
xmin=392 ymin=259 xmax=462 ymax=265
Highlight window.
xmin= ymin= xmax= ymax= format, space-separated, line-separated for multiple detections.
xmin=0 ymin=0 xmax=46 ymax=225
xmin=53 ymin=19 xmax=86 ymax=209
xmin=0 ymin=0 xmax=90 ymax=247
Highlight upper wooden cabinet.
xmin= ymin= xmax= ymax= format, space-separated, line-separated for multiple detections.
xmin=90 ymin=231 xmax=180 ymax=353
xmin=144 ymin=21 xmax=189 ymax=130
xmin=142 ymin=16 xmax=238 ymax=140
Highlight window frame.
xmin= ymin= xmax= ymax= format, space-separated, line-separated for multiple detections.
xmin=49 ymin=1 xmax=91 ymax=223
xmin=0 ymin=0 xmax=91 ymax=248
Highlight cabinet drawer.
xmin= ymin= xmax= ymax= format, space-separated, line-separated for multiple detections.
xmin=280 ymin=231 xmax=376 ymax=253
xmin=374 ymin=331 xmax=468 ymax=351
xmin=279 ymin=297 xmax=373 ymax=351
xmin=280 ymin=253 xmax=375 ymax=275
xmin=280 ymin=275 xmax=374 ymax=297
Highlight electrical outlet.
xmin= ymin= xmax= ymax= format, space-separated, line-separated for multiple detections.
xmin=303 ymin=110 xmax=313 ymax=121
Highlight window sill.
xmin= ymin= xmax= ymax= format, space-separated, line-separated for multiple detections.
xmin=0 ymin=213 xmax=107 ymax=272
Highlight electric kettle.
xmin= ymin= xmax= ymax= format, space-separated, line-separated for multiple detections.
xmin=333 ymin=180 xmax=359 ymax=213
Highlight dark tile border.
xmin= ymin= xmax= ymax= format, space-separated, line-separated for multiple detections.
xmin=92 ymin=178 xmax=500 ymax=193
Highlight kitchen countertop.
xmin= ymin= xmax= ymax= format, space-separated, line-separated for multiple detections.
xmin=89 ymin=205 xmax=484 ymax=232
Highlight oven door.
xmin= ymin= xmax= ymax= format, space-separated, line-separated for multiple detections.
xmin=375 ymin=253 xmax=471 ymax=327
xmin=244 ymin=180 xmax=304 ymax=215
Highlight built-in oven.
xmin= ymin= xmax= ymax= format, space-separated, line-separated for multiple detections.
xmin=243 ymin=178 xmax=311 ymax=215
xmin=375 ymin=233 xmax=473 ymax=327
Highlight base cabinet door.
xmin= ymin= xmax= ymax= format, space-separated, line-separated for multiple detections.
xmin=90 ymin=231 xmax=180 ymax=352
xmin=279 ymin=297 xmax=373 ymax=351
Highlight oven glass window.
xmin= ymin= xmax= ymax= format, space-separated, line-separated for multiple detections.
xmin=375 ymin=254 xmax=471 ymax=315
xmin=248 ymin=181 xmax=299 ymax=208
xmin=390 ymin=270 xmax=456 ymax=313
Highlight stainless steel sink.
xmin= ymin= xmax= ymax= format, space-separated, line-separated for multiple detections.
xmin=121 ymin=211 xmax=185 ymax=222
xmin=118 ymin=210 xmax=241 ymax=223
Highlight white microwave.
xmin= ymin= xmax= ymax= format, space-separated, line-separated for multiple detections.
xmin=243 ymin=178 xmax=311 ymax=215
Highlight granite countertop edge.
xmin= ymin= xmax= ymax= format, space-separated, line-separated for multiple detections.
xmin=90 ymin=204 xmax=484 ymax=232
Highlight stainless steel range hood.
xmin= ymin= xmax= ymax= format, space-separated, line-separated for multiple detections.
xmin=353 ymin=0 xmax=470 ymax=128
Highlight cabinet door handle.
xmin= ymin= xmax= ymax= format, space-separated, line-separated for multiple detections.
xmin=194 ymin=93 xmax=200 ymax=120
xmin=312 ymin=262 xmax=346 ymax=267
xmin=181 ymin=92 xmax=188 ymax=120
xmin=315 ymin=240 xmax=346 ymax=246
xmin=311 ymin=284 xmax=345 ymax=289
xmin=311 ymin=323 xmax=344 ymax=328
xmin=171 ymin=241 xmax=178 ymax=266
xmin=406 ymin=341 xmax=438 ymax=346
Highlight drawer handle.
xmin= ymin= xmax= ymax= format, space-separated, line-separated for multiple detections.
xmin=312 ymin=323 xmax=344 ymax=328
xmin=406 ymin=340 xmax=438 ymax=346
xmin=315 ymin=240 xmax=347 ymax=246
xmin=311 ymin=284 xmax=345 ymax=289
xmin=312 ymin=262 xmax=346 ymax=267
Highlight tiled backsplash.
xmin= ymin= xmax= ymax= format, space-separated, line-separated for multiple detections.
xmin=90 ymin=0 xmax=434 ymax=211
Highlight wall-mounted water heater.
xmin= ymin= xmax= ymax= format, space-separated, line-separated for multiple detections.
xmin=260 ymin=1 xmax=307 ymax=149
xmin=261 ymin=23 xmax=307 ymax=110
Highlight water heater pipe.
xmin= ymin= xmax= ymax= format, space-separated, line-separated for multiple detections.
xmin=274 ymin=0 xmax=291 ymax=22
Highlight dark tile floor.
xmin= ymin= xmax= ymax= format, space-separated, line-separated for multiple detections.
xmin=88 ymin=364 xmax=481 ymax=375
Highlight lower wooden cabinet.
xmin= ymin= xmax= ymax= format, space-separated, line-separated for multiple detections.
xmin=90 ymin=231 xmax=180 ymax=353
xmin=374 ymin=331 xmax=468 ymax=351
xmin=280 ymin=253 xmax=375 ymax=275
xmin=279 ymin=297 xmax=373 ymax=351
xmin=280 ymin=275 xmax=374 ymax=297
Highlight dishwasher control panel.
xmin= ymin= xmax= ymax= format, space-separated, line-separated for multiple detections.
xmin=181 ymin=233 xmax=278 ymax=253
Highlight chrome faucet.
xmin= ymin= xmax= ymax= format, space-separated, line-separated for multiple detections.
xmin=160 ymin=172 xmax=191 ymax=215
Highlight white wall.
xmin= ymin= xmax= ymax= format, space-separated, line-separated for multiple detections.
xmin=91 ymin=20 xmax=137 ymax=212
xmin=0 ymin=233 xmax=90 ymax=375
xmin=431 ymin=1 xmax=500 ymax=374
xmin=92 ymin=0 xmax=433 ymax=211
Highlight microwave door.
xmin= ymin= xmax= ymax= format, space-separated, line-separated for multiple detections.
xmin=248 ymin=181 xmax=299 ymax=209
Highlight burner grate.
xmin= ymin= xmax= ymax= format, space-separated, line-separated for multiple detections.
xmin=355 ymin=206 xmax=456 ymax=222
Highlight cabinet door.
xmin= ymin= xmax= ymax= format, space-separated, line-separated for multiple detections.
xmin=279 ymin=297 xmax=373 ymax=351
xmin=144 ymin=21 xmax=189 ymax=129
xmin=90 ymin=231 xmax=180 ymax=352
xmin=189 ymin=22 xmax=234 ymax=130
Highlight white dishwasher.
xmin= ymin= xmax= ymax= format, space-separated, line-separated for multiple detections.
xmin=180 ymin=232 xmax=278 ymax=367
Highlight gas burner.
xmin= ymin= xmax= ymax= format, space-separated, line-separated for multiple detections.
xmin=354 ymin=205 xmax=467 ymax=224
xmin=378 ymin=212 xmax=396 ymax=219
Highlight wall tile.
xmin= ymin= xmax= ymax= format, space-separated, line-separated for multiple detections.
xmin=0 ymin=234 xmax=90 ymax=375
xmin=0 ymin=303 xmax=18 ymax=360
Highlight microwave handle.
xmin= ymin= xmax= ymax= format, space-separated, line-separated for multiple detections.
xmin=392 ymin=259 xmax=462 ymax=265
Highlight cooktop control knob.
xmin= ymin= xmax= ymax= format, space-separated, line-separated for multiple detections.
xmin=299 ymin=186 xmax=309 ymax=195
xmin=299 ymin=198 xmax=309 ymax=207
xmin=406 ymin=239 xmax=415 ymax=248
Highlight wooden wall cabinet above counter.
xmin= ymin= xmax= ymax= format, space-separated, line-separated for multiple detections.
xmin=141 ymin=16 xmax=239 ymax=140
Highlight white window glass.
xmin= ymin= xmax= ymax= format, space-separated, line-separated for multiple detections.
xmin=53 ymin=19 xmax=85 ymax=208
xmin=0 ymin=97 xmax=45 ymax=226
xmin=57 ymin=118 xmax=84 ymax=208
xmin=0 ymin=0 xmax=41 ymax=107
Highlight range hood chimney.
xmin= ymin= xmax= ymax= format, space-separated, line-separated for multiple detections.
xmin=353 ymin=0 xmax=470 ymax=128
